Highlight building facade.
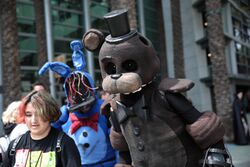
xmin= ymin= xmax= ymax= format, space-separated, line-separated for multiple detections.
xmin=0 ymin=0 xmax=249 ymax=140
xmin=179 ymin=0 xmax=250 ymax=141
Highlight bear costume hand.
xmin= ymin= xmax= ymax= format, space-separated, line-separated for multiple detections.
xmin=110 ymin=127 xmax=128 ymax=151
xmin=186 ymin=111 xmax=225 ymax=149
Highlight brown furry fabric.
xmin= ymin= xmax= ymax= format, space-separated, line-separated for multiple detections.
xmin=114 ymin=164 xmax=132 ymax=167
xmin=110 ymin=127 xmax=129 ymax=151
xmin=158 ymin=78 xmax=194 ymax=93
xmin=186 ymin=112 xmax=225 ymax=149
xmin=82 ymin=29 xmax=104 ymax=52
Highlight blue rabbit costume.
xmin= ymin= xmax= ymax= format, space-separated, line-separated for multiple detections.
xmin=39 ymin=40 xmax=116 ymax=167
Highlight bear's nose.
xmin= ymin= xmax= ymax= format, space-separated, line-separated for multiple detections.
xmin=111 ymin=73 xmax=122 ymax=79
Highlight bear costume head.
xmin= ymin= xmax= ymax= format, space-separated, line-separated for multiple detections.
xmin=83 ymin=9 xmax=160 ymax=96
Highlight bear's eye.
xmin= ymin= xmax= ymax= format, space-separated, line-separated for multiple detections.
xmin=105 ymin=62 xmax=116 ymax=74
xmin=122 ymin=60 xmax=137 ymax=72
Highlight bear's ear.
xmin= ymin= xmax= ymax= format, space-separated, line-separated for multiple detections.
xmin=82 ymin=29 xmax=104 ymax=52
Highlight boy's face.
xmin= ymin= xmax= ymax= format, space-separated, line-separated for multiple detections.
xmin=25 ymin=103 xmax=50 ymax=139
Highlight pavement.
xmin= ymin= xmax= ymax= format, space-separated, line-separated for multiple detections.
xmin=226 ymin=143 xmax=250 ymax=167
xmin=225 ymin=113 xmax=250 ymax=167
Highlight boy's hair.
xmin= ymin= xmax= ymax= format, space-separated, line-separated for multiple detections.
xmin=2 ymin=101 xmax=22 ymax=124
xmin=18 ymin=90 xmax=61 ymax=123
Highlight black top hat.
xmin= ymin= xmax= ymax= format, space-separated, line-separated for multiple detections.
xmin=104 ymin=9 xmax=137 ymax=43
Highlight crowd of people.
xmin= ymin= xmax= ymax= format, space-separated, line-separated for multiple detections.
xmin=2 ymin=85 xmax=249 ymax=166
xmin=1 ymin=81 xmax=249 ymax=166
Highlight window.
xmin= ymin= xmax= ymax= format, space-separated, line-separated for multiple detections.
xmin=16 ymin=0 xmax=111 ymax=92
xmin=20 ymin=69 xmax=39 ymax=92
xmin=50 ymin=0 xmax=110 ymax=88
xmin=231 ymin=6 xmax=250 ymax=75
xmin=144 ymin=0 xmax=159 ymax=51
xmin=231 ymin=7 xmax=250 ymax=44
xmin=235 ymin=42 xmax=250 ymax=75
xmin=51 ymin=0 xmax=82 ymax=11
xmin=52 ymin=1 xmax=84 ymax=62
xmin=17 ymin=0 xmax=38 ymax=92
xmin=89 ymin=0 xmax=110 ymax=86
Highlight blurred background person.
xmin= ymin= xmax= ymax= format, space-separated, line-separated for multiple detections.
xmin=99 ymin=90 xmax=110 ymax=101
xmin=0 ymin=101 xmax=28 ymax=162
xmin=32 ymin=82 xmax=46 ymax=91
xmin=233 ymin=90 xmax=250 ymax=145
xmin=243 ymin=90 xmax=250 ymax=113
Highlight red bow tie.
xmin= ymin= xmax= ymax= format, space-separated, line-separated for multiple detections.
xmin=69 ymin=113 xmax=99 ymax=134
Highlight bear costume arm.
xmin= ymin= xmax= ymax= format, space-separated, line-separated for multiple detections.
xmin=160 ymin=78 xmax=225 ymax=149
xmin=102 ymin=96 xmax=132 ymax=165
xmin=186 ymin=111 xmax=225 ymax=149
xmin=110 ymin=127 xmax=132 ymax=166
xmin=110 ymin=127 xmax=129 ymax=151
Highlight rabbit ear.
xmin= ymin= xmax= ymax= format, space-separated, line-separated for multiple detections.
xmin=39 ymin=62 xmax=71 ymax=78
xmin=82 ymin=29 xmax=104 ymax=52
xmin=70 ymin=40 xmax=86 ymax=71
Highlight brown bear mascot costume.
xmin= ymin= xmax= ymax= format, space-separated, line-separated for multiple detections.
xmin=82 ymin=9 xmax=233 ymax=167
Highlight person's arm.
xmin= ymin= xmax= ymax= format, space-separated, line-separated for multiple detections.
xmin=0 ymin=136 xmax=10 ymax=154
xmin=165 ymin=92 xmax=234 ymax=166
xmin=2 ymin=140 xmax=14 ymax=167
xmin=60 ymin=134 xmax=81 ymax=167
xmin=164 ymin=92 xmax=202 ymax=124
xmin=165 ymin=92 xmax=225 ymax=148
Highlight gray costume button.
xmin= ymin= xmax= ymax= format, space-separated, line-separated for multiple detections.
xmin=137 ymin=141 xmax=144 ymax=151
xmin=133 ymin=126 xmax=140 ymax=136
